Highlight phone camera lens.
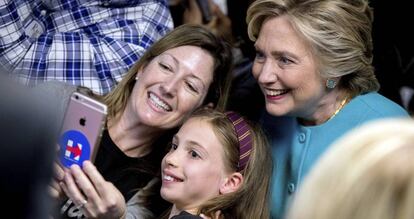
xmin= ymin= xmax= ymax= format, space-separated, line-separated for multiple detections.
xmin=79 ymin=117 xmax=86 ymax=126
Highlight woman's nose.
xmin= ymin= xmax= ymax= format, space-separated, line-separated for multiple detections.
xmin=256 ymin=61 xmax=278 ymax=84
xmin=160 ymin=77 xmax=180 ymax=98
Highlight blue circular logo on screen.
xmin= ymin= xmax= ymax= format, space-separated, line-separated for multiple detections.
xmin=59 ymin=130 xmax=91 ymax=168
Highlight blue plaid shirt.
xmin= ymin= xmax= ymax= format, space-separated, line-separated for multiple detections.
xmin=0 ymin=0 xmax=173 ymax=94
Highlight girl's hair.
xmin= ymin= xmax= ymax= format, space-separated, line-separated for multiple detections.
xmin=247 ymin=0 xmax=379 ymax=96
xmin=103 ymin=24 xmax=233 ymax=122
xmin=189 ymin=108 xmax=272 ymax=219
xmin=287 ymin=118 xmax=414 ymax=219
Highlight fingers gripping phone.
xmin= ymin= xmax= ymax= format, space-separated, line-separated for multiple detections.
xmin=58 ymin=91 xmax=107 ymax=168
xmin=196 ymin=0 xmax=212 ymax=24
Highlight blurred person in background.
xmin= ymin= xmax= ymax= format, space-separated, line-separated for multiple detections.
xmin=287 ymin=118 xmax=414 ymax=219
xmin=0 ymin=71 xmax=60 ymax=218
xmin=0 ymin=0 xmax=173 ymax=95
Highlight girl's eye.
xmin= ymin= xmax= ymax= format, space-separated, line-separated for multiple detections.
xmin=190 ymin=150 xmax=200 ymax=159
xmin=170 ymin=142 xmax=178 ymax=151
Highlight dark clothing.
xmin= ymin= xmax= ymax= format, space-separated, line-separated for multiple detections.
xmin=371 ymin=0 xmax=414 ymax=112
xmin=95 ymin=130 xmax=155 ymax=201
xmin=171 ymin=211 xmax=203 ymax=219
xmin=227 ymin=58 xmax=264 ymax=121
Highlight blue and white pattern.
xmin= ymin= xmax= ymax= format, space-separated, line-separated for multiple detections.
xmin=0 ymin=0 xmax=173 ymax=94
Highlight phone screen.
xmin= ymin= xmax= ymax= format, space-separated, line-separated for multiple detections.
xmin=58 ymin=92 xmax=107 ymax=168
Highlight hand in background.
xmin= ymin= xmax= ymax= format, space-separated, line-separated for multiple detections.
xmin=207 ymin=2 xmax=232 ymax=43
xmin=182 ymin=0 xmax=233 ymax=42
xmin=183 ymin=0 xmax=204 ymax=24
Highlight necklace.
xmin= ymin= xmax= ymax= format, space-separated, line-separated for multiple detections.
xmin=326 ymin=95 xmax=349 ymax=122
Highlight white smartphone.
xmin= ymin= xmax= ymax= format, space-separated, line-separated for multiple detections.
xmin=58 ymin=91 xmax=107 ymax=168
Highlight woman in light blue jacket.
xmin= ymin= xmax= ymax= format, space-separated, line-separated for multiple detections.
xmin=246 ymin=0 xmax=409 ymax=218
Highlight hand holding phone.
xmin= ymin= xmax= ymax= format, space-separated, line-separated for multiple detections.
xmin=58 ymin=91 xmax=107 ymax=168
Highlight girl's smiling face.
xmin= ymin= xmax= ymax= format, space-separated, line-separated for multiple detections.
xmin=160 ymin=117 xmax=229 ymax=211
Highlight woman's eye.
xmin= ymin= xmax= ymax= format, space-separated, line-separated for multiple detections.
xmin=186 ymin=82 xmax=199 ymax=93
xmin=159 ymin=62 xmax=172 ymax=71
xmin=279 ymin=56 xmax=293 ymax=65
xmin=255 ymin=51 xmax=265 ymax=62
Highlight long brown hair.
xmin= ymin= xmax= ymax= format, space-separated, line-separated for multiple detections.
xmin=192 ymin=108 xmax=272 ymax=219
xmin=118 ymin=25 xmax=234 ymax=217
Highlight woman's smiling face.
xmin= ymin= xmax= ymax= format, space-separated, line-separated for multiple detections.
xmin=252 ymin=16 xmax=328 ymax=119
xmin=131 ymin=45 xmax=214 ymax=129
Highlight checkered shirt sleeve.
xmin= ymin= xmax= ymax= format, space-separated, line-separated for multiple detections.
xmin=0 ymin=0 xmax=173 ymax=95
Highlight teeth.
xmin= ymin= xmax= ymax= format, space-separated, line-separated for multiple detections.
xmin=149 ymin=93 xmax=172 ymax=111
xmin=163 ymin=175 xmax=182 ymax=182
xmin=268 ymin=89 xmax=288 ymax=96
xmin=163 ymin=174 xmax=182 ymax=182
xmin=164 ymin=175 xmax=174 ymax=181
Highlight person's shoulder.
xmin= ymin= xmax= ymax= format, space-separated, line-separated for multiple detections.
xmin=353 ymin=92 xmax=408 ymax=117
xmin=171 ymin=211 xmax=203 ymax=219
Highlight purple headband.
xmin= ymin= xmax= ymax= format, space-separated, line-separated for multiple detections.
xmin=225 ymin=111 xmax=253 ymax=172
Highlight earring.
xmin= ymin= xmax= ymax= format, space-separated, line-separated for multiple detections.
xmin=135 ymin=75 xmax=139 ymax=81
xmin=326 ymin=79 xmax=337 ymax=89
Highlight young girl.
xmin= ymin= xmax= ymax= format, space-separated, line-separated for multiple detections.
xmin=160 ymin=108 xmax=272 ymax=218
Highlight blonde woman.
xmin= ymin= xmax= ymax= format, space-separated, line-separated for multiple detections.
xmin=287 ymin=118 xmax=414 ymax=219
xmin=246 ymin=0 xmax=409 ymax=217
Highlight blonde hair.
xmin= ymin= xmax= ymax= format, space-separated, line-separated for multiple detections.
xmin=189 ymin=108 xmax=272 ymax=219
xmin=247 ymin=0 xmax=379 ymax=96
xmin=103 ymin=24 xmax=233 ymax=122
xmin=287 ymin=118 xmax=414 ymax=219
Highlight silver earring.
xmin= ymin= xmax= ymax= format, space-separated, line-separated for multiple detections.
xmin=326 ymin=79 xmax=337 ymax=89
xmin=135 ymin=75 xmax=139 ymax=81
